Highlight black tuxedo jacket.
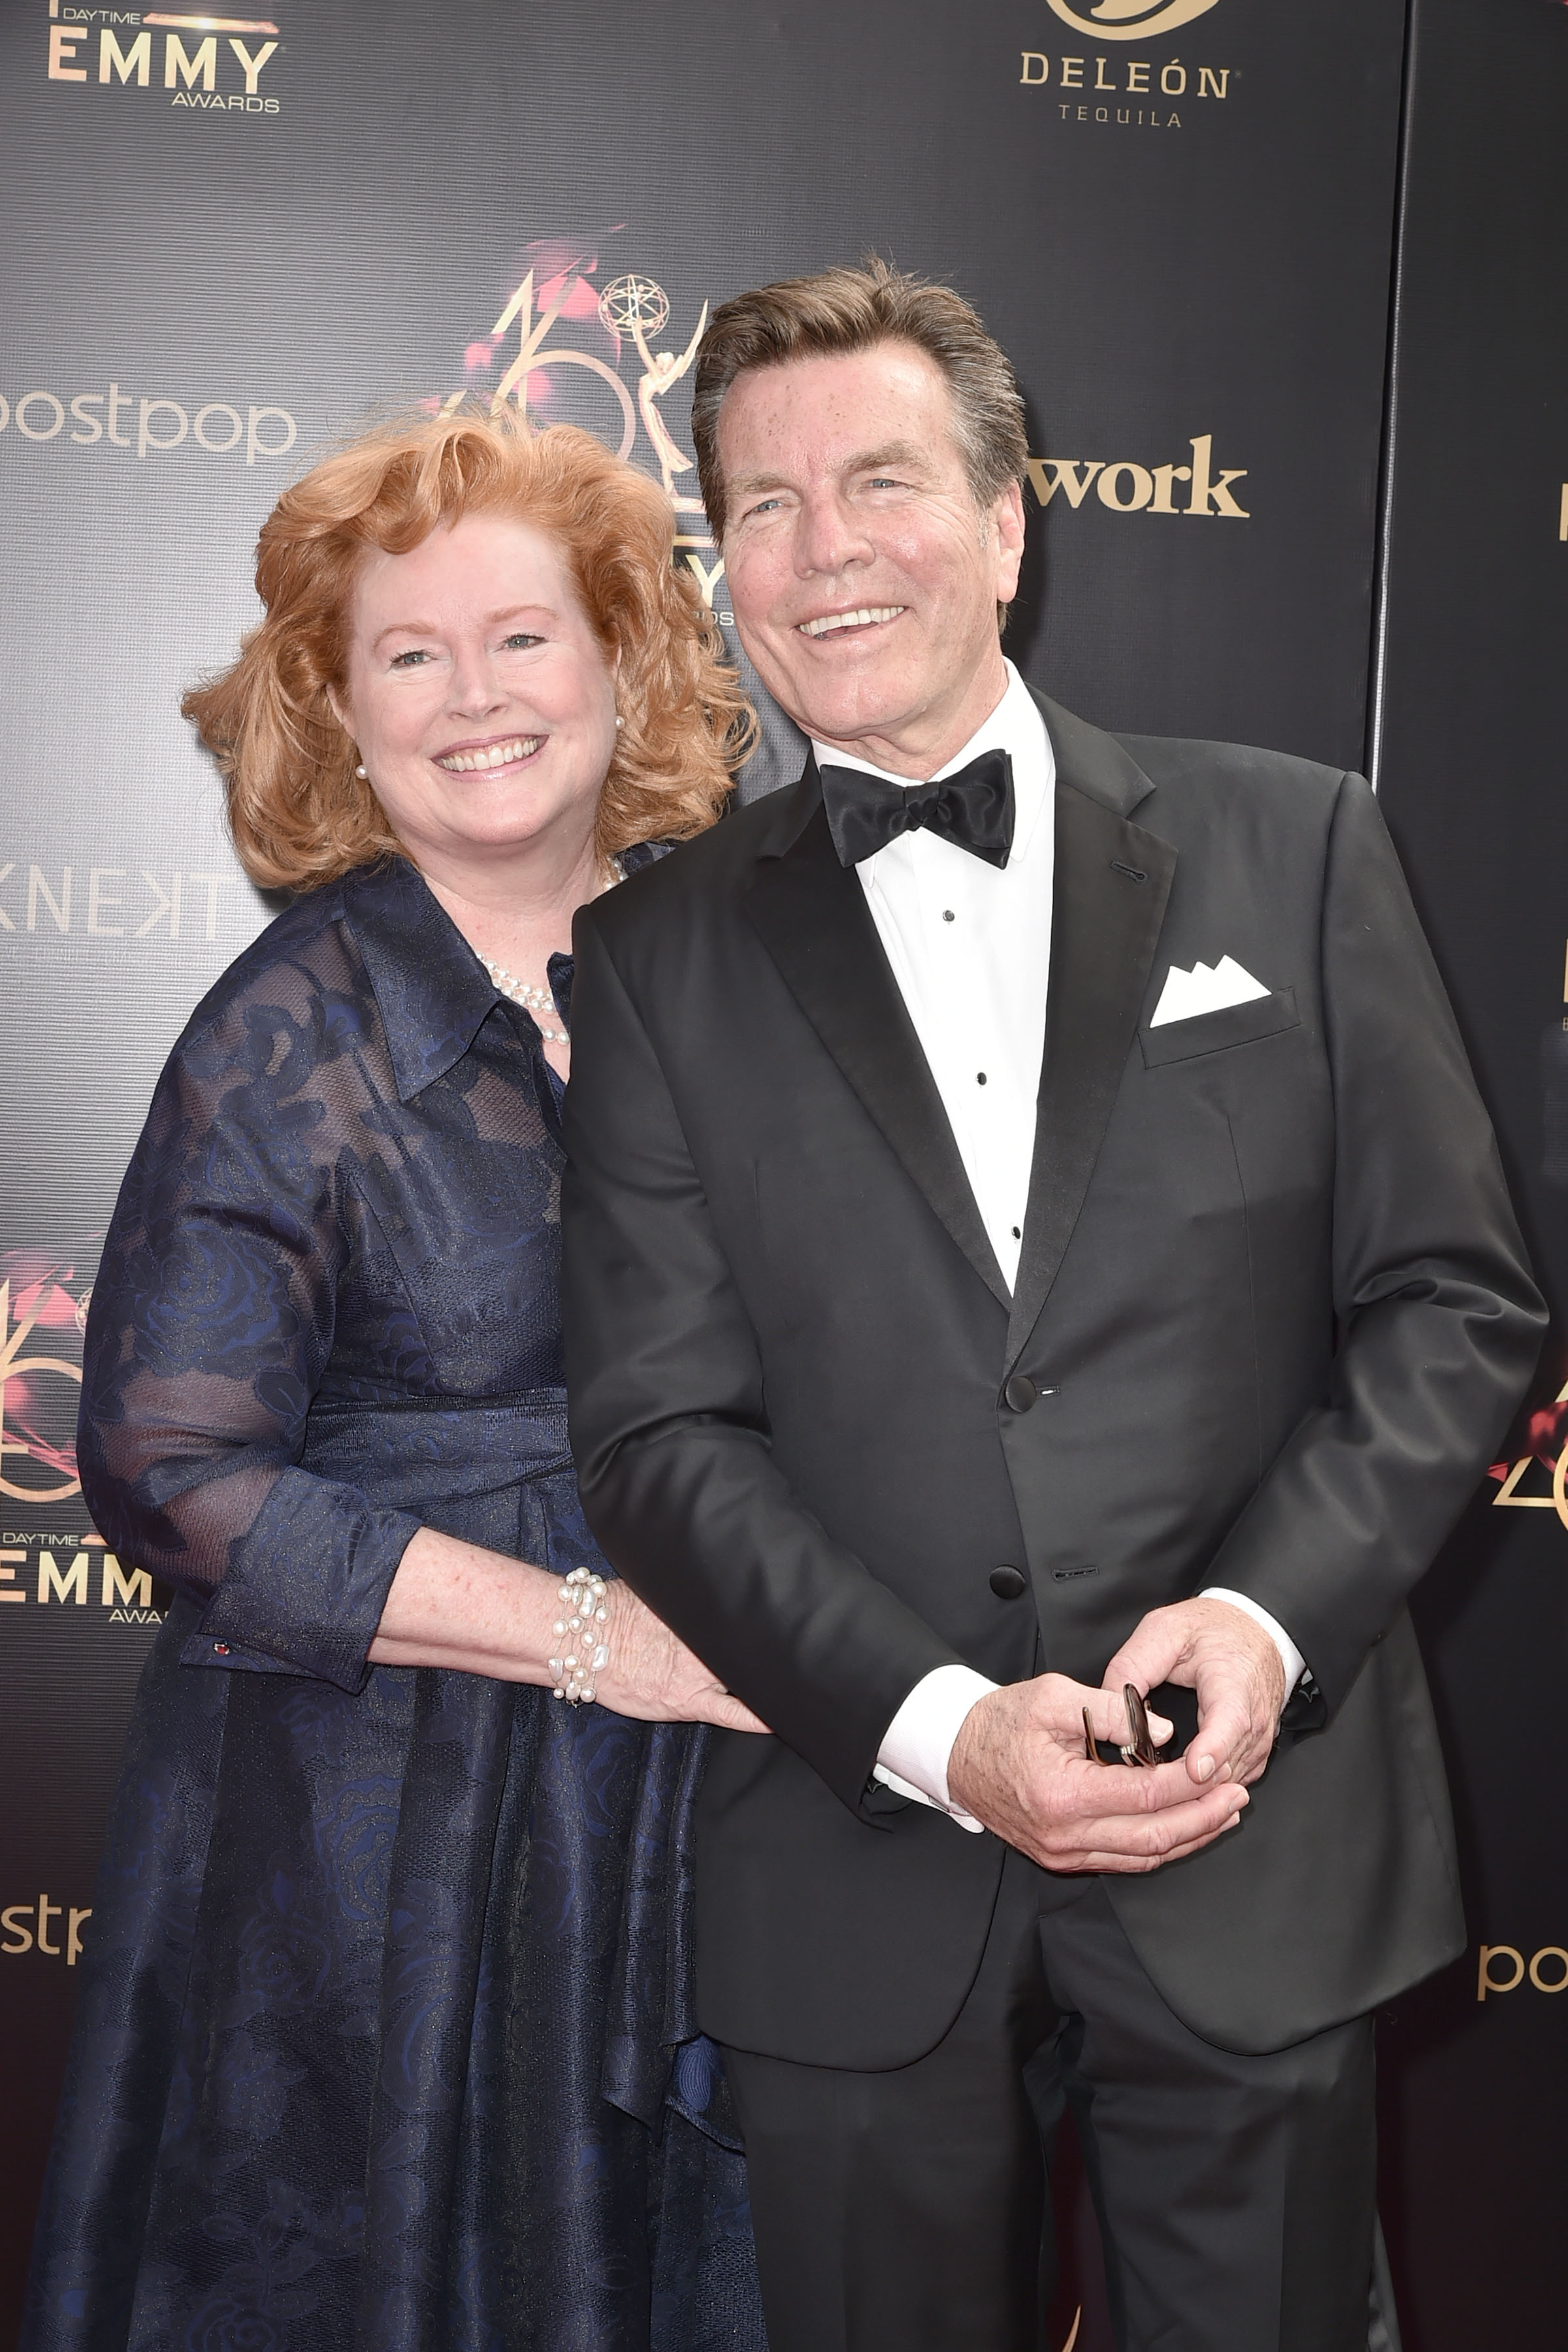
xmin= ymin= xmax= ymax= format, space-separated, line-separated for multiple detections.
xmin=561 ymin=694 xmax=1543 ymax=2063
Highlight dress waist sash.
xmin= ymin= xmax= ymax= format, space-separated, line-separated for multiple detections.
xmin=300 ymin=1387 xmax=572 ymax=1517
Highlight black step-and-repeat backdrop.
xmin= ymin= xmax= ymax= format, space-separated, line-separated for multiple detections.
xmin=1370 ymin=3 xmax=1568 ymax=2345
xmin=0 ymin=1 xmax=1560 ymax=2342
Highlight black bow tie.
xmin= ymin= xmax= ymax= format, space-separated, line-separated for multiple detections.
xmin=819 ymin=748 xmax=1015 ymax=871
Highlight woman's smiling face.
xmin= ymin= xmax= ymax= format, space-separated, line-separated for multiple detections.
xmin=332 ymin=510 xmax=619 ymax=877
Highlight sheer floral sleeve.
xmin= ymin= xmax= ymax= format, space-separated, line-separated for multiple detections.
xmin=78 ymin=902 xmax=424 ymax=1690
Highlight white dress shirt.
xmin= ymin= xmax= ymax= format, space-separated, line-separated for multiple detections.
xmin=813 ymin=663 xmax=1306 ymax=1831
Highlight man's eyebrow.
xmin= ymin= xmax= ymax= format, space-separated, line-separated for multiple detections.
xmin=727 ymin=443 xmax=931 ymax=500
xmin=846 ymin=442 xmax=928 ymax=474
xmin=725 ymin=468 xmax=794 ymax=499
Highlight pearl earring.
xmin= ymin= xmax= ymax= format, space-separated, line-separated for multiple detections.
xmin=355 ymin=763 xmax=367 ymax=778
xmin=614 ymin=715 xmax=623 ymax=730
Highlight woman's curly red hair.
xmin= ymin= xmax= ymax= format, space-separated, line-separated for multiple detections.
xmin=184 ymin=406 xmax=754 ymax=891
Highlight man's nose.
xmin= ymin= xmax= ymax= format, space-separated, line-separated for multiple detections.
xmin=794 ymin=491 xmax=873 ymax=580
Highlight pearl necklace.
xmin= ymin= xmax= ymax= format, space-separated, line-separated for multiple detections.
xmin=478 ymin=858 xmax=625 ymax=1046
xmin=480 ymin=957 xmax=570 ymax=1040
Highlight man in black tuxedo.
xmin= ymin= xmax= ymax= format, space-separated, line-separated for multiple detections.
xmin=560 ymin=262 xmax=1543 ymax=2351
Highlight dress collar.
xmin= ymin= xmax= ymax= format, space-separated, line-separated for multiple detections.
xmin=340 ymin=857 xmax=508 ymax=1104
xmin=340 ymin=842 xmax=669 ymax=1103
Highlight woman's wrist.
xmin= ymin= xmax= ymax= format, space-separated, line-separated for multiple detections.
xmin=546 ymin=1566 xmax=612 ymax=1704
xmin=370 ymin=1527 xmax=576 ymax=1682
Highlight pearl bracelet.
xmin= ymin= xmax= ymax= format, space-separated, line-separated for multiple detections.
xmin=549 ymin=1567 xmax=611 ymax=1705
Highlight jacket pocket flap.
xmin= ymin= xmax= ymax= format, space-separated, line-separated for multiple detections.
xmin=1140 ymin=987 xmax=1299 ymax=1068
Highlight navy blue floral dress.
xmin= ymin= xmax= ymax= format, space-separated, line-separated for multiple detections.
xmin=24 ymin=854 xmax=766 ymax=2352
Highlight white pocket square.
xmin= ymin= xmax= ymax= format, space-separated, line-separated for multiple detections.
xmin=1149 ymin=955 xmax=1271 ymax=1028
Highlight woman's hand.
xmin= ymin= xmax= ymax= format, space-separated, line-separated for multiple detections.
xmin=594 ymin=1580 xmax=769 ymax=1731
xmin=369 ymin=1527 xmax=766 ymax=1729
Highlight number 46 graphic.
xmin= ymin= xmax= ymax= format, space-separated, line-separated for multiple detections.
xmin=1491 ymin=1379 xmax=1568 ymax=1530
xmin=0 ymin=1276 xmax=84 ymax=1503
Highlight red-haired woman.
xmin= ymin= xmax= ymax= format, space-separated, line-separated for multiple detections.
xmin=24 ymin=412 xmax=766 ymax=2352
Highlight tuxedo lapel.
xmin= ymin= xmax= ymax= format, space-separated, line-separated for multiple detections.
xmin=744 ymin=772 xmax=1009 ymax=1307
xmin=1006 ymin=700 xmax=1177 ymax=1364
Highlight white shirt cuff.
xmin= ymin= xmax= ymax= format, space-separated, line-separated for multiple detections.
xmin=1200 ymin=1588 xmax=1307 ymax=1695
xmin=874 ymin=1663 xmax=999 ymax=1833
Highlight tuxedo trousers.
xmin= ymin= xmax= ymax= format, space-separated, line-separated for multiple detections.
xmin=722 ymin=1844 xmax=1382 ymax=2352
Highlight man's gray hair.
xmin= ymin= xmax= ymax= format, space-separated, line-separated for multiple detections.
xmin=691 ymin=257 xmax=1029 ymax=542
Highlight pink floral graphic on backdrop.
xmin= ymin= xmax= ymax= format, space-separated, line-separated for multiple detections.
xmin=0 ymin=1245 xmax=93 ymax=1501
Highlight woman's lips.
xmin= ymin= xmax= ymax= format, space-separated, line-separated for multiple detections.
xmin=434 ymin=734 xmax=544 ymax=774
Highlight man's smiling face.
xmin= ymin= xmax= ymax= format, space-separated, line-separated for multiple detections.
xmin=716 ymin=341 xmax=1025 ymax=777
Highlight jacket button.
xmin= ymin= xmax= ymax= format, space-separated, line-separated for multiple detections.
xmin=989 ymin=1564 xmax=1028 ymax=1600
xmin=1003 ymin=1372 xmax=1037 ymax=1413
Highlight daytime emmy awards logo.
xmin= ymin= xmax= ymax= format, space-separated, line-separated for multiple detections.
xmin=1045 ymin=0 xmax=1221 ymax=35
xmin=446 ymin=242 xmax=725 ymax=608
xmin=45 ymin=1 xmax=280 ymax=114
